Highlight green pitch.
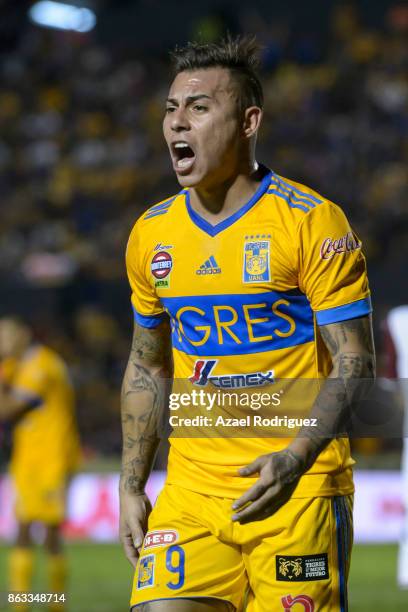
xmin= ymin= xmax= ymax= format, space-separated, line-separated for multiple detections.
xmin=0 ymin=543 xmax=407 ymax=611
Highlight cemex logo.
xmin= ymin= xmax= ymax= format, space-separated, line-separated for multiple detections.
xmin=190 ymin=360 xmax=275 ymax=388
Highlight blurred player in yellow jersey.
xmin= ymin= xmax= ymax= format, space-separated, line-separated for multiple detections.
xmin=0 ymin=316 xmax=81 ymax=611
xmin=120 ymin=36 xmax=376 ymax=611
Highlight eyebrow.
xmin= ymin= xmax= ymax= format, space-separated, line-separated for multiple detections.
xmin=166 ymin=94 xmax=212 ymax=106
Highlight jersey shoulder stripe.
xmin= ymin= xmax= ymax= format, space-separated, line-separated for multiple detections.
xmin=143 ymin=190 xmax=187 ymax=220
xmin=268 ymin=172 xmax=323 ymax=214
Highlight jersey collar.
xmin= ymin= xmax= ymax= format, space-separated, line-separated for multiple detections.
xmin=184 ymin=165 xmax=272 ymax=237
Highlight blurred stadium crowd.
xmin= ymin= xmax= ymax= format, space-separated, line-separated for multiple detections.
xmin=0 ymin=2 xmax=407 ymax=460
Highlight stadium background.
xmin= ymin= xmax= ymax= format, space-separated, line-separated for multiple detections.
xmin=0 ymin=0 xmax=407 ymax=610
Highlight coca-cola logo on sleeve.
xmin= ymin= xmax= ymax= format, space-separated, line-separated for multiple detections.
xmin=320 ymin=231 xmax=361 ymax=260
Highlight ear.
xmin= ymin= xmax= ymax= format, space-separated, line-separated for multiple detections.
xmin=242 ymin=106 xmax=262 ymax=138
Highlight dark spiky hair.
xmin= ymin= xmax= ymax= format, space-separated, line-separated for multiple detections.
xmin=170 ymin=35 xmax=263 ymax=111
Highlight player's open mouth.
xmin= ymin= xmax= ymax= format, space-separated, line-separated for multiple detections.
xmin=171 ymin=141 xmax=196 ymax=173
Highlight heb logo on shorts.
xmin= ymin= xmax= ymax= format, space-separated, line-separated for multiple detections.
xmin=276 ymin=553 xmax=329 ymax=582
xmin=281 ymin=594 xmax=314 ymax=611
xmin=190 ymin=359 xmax=275 ymax=388
xmin=143 ymin=530 xmax=179 ymax=550
xmin=137 ymin=554 xmax=155 ymax=589
xmin=320 ymin=231 xmax=361 ymax=260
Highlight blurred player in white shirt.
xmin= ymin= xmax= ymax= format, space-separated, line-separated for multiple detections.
xmin=385 ymin=305 xmax=408 ymax=589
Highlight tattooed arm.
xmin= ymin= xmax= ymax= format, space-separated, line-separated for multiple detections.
xmin=232 ymin=314 xmax=375 ymax=524
xmin=119 ymin=318 xmax=172 ymax=566
xmin=287 ymin=314 xmax=376 ymax=467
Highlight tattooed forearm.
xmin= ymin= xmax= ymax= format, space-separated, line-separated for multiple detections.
xmin=129 ymin=320 xmax=173 ymax=364
xmin=339 ymin=353 xmax=364 ymax=377
xmin=122 ymin=363 xmax=161 ymax=410
xmin=121 ymin=412 xmax=135 ymax=424
xmin=339 ymin=317 xmax=374 ymax=351
xmin=319 ymin=325 xmax=339 ymax=357
xmin=289 ymin=315 xmax=376 ymax=468
xmin=120 ymin=319 xmax=172 ymax=495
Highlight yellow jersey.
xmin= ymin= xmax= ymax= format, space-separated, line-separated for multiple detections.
xmin=126 ymin=166 xmax=372 ymax=498
xmin=2 ymin=344 xmax=81 ymax=479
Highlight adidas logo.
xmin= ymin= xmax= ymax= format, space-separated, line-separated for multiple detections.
xmin=196 ymin=256 xmax=221 ymax=275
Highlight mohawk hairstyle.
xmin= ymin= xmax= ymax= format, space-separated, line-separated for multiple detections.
xmin=170 ymin=35 xmax=264 ymax=112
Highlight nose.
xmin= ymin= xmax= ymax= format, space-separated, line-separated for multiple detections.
xmin=170 ymin=107 xmax=190 ymax=133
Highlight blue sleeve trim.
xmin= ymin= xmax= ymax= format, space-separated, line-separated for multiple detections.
xmin=11 ymin=387 xmax=43 ymax=409
xmin=316 ymin=296 xmax=372 ymax=325
xmin=132 ymin=307 xmax=165 ymax=328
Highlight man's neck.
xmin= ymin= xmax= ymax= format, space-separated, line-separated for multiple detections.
xmin=189 ymin=163 xmax=265 ymax=225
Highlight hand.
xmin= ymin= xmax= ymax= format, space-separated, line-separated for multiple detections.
xmin=232 ymin=449 xmax=305 ymax=524
xmin=119 ymin=491 xmax=152 ymax=567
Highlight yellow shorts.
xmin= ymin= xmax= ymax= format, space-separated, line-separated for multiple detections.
xmin=12 ymin=471 xmax=67 ymax=525
xmin=130 ymin=484 xmax=353 ymax=612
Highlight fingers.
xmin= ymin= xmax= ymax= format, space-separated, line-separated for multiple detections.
xmin=120 ymin=518 xmax=146 ymax=568
xmin=232 ymin=490 xmax=275 ymax=524
xmin=131 ymin=524 xmax=145 ymax=550
xmin=119 ymin=493 xmax=152 ymax=567
xmin=232 ymin=482 xmax=266 ymax=512
xmin=234 ymin=456 xmax=271 ymax=511
xmin=238 ymin=455 xmax=266 ymax=477
xmin=232 ymin=479 xmax=299 ymax=525
xmin=121 ymin=532 xmax=140 ymax=568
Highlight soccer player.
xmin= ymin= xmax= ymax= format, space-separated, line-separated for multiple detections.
xmin=120 ymin=37 xmax=375 ymax=611
xmin=0 ymin=316 xmax=81 ymax=611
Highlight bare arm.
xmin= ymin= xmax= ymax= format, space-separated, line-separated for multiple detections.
xmin=119 ymin=318 xmax=172 ymax=565
xmin=233 ymin=314 xmax=376 ymax=524
xmin=0 ymin=388 xmax=41 ymax=422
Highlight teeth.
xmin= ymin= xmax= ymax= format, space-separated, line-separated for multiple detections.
xmin=174 ymin=143 xmax=189 ymax=149
xmin=178 ymin=158 xmax=193 ymax=167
